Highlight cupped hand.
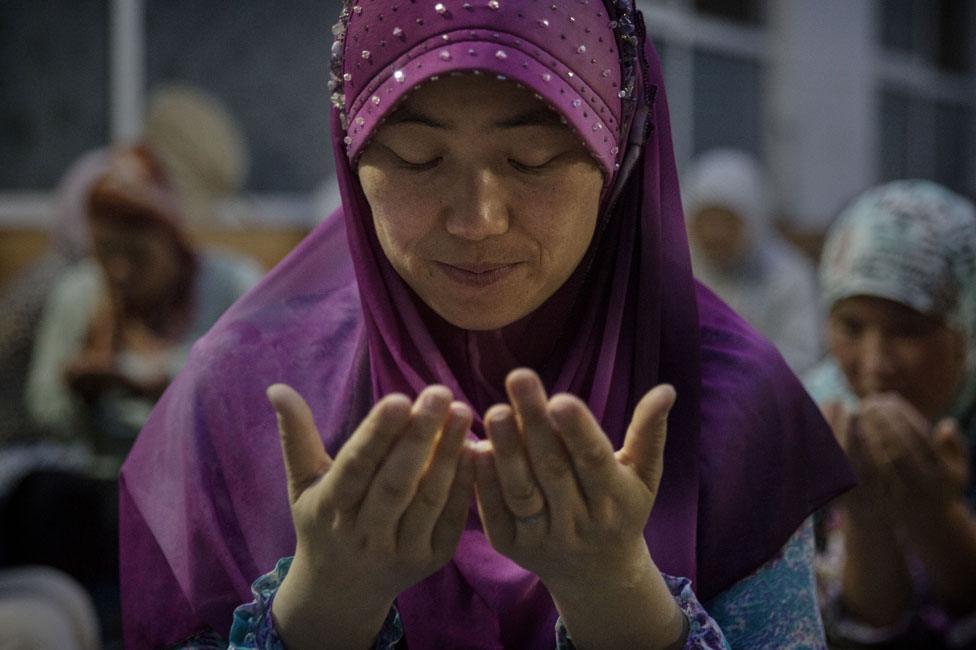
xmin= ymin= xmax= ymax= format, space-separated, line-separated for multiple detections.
xmin=854 ymin=393 xmax=967 ymax=517
xmin=267 ymin=383 xmax=475 ymax=649
xmin=472 ymin=368 xmax=675 ymax=592
xmin=822 ymin=401 xmax=889 ymax=516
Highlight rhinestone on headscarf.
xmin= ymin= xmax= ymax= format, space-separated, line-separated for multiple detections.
xmin=393 ymin=69 xmax=406 ymax=82
xmin=488 ymin=0 xmax=500 ymax=9
xmin=495 ymin=49 xmax=508 ymax=60
xmin=435 ymin=2 xmax=447 ymax=14
xmin=361 ymin=50 xmax=371 ymax=59
xmin=393 ymin=26 xmax=404 ymax=37
xmin=439 ymin=50 xmax=452 ymax=60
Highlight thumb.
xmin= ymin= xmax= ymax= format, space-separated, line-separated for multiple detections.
xmin=267 ymin=383 xmax=333 ymax=504
xmin=617 ymin=384 xmax=676 ymax=494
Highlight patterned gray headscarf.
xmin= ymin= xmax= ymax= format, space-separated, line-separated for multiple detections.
xmin=820 ymin=180 xmax=976 ymax=418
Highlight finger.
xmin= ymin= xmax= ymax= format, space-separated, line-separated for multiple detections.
xmin=484 ymin=404 xmax=546 ymax=519
xmin=617 ymin=384 xmax=676 ymax=494
xmin=854 ymin=406 xmax=894 ymax=471
xmin=473 ymin=444 xmax=516 ymax=549
xmin=324 ymin=392 xmax=413 ymax=512
xmin=505 ymin=369 xmax=577 ymax=511
xmin=864 ymin=399 xmax=935 ymax=474
xmin=399 ymin=401 xmax=473 ymax=546
xmin=357 ymin=386 xmax=453 ymax=534
xmin=267 ymin=383 xmax=333 ymax=505
xmin=547 ymin=393 xmax=618 ymax=503
xmin=430 ymin=444 xmax=477 ymax=558
xmin=856 ymin=404 xmax=919 ymax=501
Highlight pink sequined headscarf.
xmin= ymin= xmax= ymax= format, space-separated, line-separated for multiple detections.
xmin=119 ymin=1 xmax=854 ymax=647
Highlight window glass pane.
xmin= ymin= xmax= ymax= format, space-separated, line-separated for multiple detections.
xmin=879 ymin=88 xmax=912 ymax=182
xmin=881 ymin=0 xmax=973 ymax=72
xmin=935 ymin=0 xmax=972 ymax=73
xmin=934 ymin=102 xmax=973 ymax=193
xmin=692 ymin=49 xmax=762 ymax=157
xmin=880 ymin=0 xmax=915 ymax=53
xmin=145 ymin=0 xmax=344 ymax=193
xmin=0 ymin=0 xmax=110 ymax=189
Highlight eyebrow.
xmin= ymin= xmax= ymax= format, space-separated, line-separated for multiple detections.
xmin=384 ymin=106 xmax=564 ymax=130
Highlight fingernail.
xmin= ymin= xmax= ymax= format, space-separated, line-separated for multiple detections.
xmin=418 ymin=388 xmax=449 ymax=412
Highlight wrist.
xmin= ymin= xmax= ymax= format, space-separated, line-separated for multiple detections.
xmin=546 ymin=544 xmax=686 ymax=649
xmin=273 ymin=550 xmax=394 ymax=650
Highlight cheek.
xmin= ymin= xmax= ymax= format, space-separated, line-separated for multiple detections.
xmin=527 ymin=169 xmax=601 ymax=261
xmin=827 ymin=328 xmax=858 ymax=374
xmin=361 ymin=170 xmax=432 ymax=259
xmin=370 ymin=207 xmax=428 ymax=274
xmin=917 ymin=334 xmax=967 ymax=387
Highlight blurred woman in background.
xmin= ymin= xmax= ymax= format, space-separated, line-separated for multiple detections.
xmin=806 ymin=180 xmax=976 ymax=649
xmin=682 ymin=149 xmax=822 ymax=374
xmin=25 ymin=144 xmax=261 ymax=460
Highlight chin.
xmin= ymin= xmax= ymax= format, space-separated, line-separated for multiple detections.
xmin=436 ymin=306 xmax=520 ymax=331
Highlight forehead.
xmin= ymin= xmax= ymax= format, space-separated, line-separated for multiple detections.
xmin=831 ymin=295 xmax=939 ymax=326
xmin=383 ymin=74 xmax=566 ymax=131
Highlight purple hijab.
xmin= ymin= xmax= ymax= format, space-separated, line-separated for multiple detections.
xmin=119 ymin=1 xmax=854 ymax=647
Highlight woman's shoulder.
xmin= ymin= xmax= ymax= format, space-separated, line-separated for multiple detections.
xmin=187 ymin=218 xmax=362 ymax=375
xmin=38 ymin=259 xmax=104 ymax=325
xmin=187 ymin=279 xmax=362 ymax=378
xmin=48 ymin=258 xmax=102 ymax=298
xmin=690 ymin=281 xmax=854 ymax=599
xmin=693 ymin=281 xmax=827 ymax=447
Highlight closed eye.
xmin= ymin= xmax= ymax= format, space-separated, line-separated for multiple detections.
xmin=397 ymin=156 xmax=441 ymax=171
xmin=508 ymin=155 xmax=560 ymax=173
xmin=836 ymin=317 xmax=863 ymax=338
xmin=381 ymin=144 xmax=441 ymax=171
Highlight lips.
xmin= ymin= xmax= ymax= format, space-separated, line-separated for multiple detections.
xmin=435 ymin=261 xmax=520 ymax=288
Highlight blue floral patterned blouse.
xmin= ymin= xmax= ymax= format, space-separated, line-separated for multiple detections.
xmin=174 ymin=520 xmax=825 ymax=649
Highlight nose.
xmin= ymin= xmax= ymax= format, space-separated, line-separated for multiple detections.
xmin=859 ymin=329 xmax=895 ymax=392
xmin=444 ymin=168 xmax=510 ymax=241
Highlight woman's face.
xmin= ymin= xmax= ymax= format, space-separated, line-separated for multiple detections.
xmin=687 ymin=206 xmax=749 ymax=269
xmin=828 ymin=295 xmax=968 ymax=420
xmin=90 ymin=214 xmax=184 ymax=308
xmin=357 ymin=74 xmax=604 ymax=330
